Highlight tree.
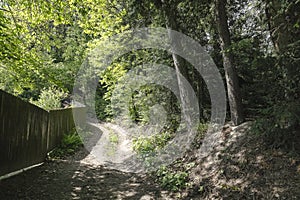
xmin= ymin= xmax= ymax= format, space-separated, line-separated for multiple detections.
xmin=215 ymin=0 xmax=244 ymax=125
xmin=265 ymin=0 xmax=300 ymax=100
xmin=159 ymin=0 xmax=194 ymax=128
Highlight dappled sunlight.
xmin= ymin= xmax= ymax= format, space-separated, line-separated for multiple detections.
xmin=186 ymin=122 xmax=300 ymax=199
xmin=0 ymin=147 xmax=172 ymax=200
xmin=69 ymin=161 xmax=166 ymax=199
xmin=80 ymin=120 xmax=145 ymax=173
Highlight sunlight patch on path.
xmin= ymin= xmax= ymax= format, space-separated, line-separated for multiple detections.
xmin=80 ymin=121 xmax=144 ymax=173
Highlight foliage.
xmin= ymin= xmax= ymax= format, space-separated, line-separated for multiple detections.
xmin=95 ymin=49 xmax=175 ymax=122
xmin=47 ymin=130 xmax=83 ymax=159
xmin=96 ymin=62 xmax=129 ymax=120
xmin=128 ymin=84 xmax=175 ymax=124
xmin=155 ymin=165 xmax=189 ymax=191
xmin=197 ymin=122 xmax=209 ymax=134
xmin=0 ymin=0 xmax=299 ymax=164
xmin=191 ymin=123 xmax=209 ymax=148
xmin=252 ymin=101 xmax=300 ymax=150
xmin=109 ymin=129 xmax=119 ymax=145
xmin=132 ymin=131 xmax=172 ymax=154
xmin=30 ymin=86 xmax=67 ymax=110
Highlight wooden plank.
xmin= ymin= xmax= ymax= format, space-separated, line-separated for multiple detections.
xmin=0 ymin=90 xmax=86 ymax=176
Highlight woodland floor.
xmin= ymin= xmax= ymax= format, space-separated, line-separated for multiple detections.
xmin=0 ymin=122 xmax=300 ymax=200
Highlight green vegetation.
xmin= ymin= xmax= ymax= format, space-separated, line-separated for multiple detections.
xmin=192 ymin=123 xmax=209 ymax=148
xmin=252 ymin=101 xmax=300 ymax=150
xmin=104 ymin=128 xmax=119 ymax=156
xmin=109 ymin=129 xmax=119 ymax=145
xmin=157 ymin=168 xmax=188 ymax=191
xmin=30 ymin=86 xmax=67 ymax=110
xmin=132 ymin=131 xmax=172 ymax=154
xmin=47 ymin=130 xmax=83 ymax=159
xmin=155 ymin=162 xmax=195 ymax=191
xmin=2 ymin=0 xmax=298 ymax=138
xmin=0 ymin=0 xmax=299 ymax=194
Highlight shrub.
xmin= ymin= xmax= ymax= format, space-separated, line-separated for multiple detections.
xmin=156 ymin=165 xmax=189 ymax=191
xmin=109 ymin=130 xmax=119 ymax=144
xmin=252 ymin=101 xmax=300 ymax=150
xmin=48 ymin=130 xmax=83 ymax=159
xmin=30 ymin=86 xmax=67 ymax=110
xmin=132 ymin=131 xmax=172 ymax=154
xmin=191 ymin=122 xmax=208 ymax=148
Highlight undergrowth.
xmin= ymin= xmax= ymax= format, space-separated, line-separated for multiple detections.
xmin=47 ymin=129 xmax=83 ymax=159
xmin=155 ymin=165 xmax=189 ymax=191
xmin=132 ymin=131 xmax=172 ymax=154
xmin=251 ymin=101 xmax=300 ymax=152
xmin=140 ymin=122 xmax=208 ymax=192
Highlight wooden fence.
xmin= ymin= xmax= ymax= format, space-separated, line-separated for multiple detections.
xmin=0 ymin=90 xmax=86 ymax=176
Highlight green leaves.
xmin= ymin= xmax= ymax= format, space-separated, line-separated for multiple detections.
xmin=132 ymin=131 xmax=172 ymax=154
xmin=48 ymin=129 xmax=83 ymax=159
xmin=156 ymin=165 xmax=189 ymax=191
xmin=30 ymin=86 xmax=67 ymax=110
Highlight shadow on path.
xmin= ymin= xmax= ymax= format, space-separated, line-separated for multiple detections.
xmin=0 ymin=148 xmax=172 ymax=200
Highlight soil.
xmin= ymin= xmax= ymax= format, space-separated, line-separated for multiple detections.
xmin=0 ymin=121 xmax=300 ymax=200
xmin=0 ymin=149 xmax=172 ymax=200
xmin=180 ymin=122 xmax=300 ymax=199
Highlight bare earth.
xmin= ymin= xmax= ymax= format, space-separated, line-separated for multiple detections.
xmin=0 ymin=149 xmax=172 ymax=200
xmin=1 ymin=122 xmax=300 ymax=199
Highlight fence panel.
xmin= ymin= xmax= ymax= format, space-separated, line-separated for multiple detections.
xmin=0 ymin=90 xmax=86 ymax=176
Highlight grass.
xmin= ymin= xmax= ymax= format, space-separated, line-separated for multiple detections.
xmin=109 ymin=129 xmax=119 ymax=144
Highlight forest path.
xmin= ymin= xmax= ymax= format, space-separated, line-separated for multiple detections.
xmin=1 ymin=122 xmax=300 ymax=199
xmin=81 ymin=121 xmax=137 ymax=171
xmin=0 ymin=121 xmax=175 ymax=200
xmin=0 ymin=147 xmax=173 ymax=200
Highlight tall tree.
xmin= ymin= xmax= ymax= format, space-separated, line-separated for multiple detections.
xmin=265 ymin=0 xmax=300 ymax=100
xmin=160 ymin=0 xmax=194 ymax=128
xmin=215 ymin=0 xmax=244 ymax=125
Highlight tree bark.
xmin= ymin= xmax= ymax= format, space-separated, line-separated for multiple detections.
xmin=215 ymin=0 xmax=244 ymax=125
xmin=161 ymin=0 xmax=194 ymax=129
xmin=265 ymin=0 xmax=292 ymax=53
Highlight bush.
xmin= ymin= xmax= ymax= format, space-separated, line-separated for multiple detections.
xmin=156 ymin=165 xmax=189 ymax=191
xmin=132 ymin=131 xmax=172 ymax=154
xmin=252 ymin=101 xmax=300 ymax=151
xmin=30 ymin=86 xmax=67 ymax=110
xmin=109 ymin=129 xmax=119 ymax=144
xmin=48 ymin=130 xmax=83 ymax=159
xmin=191 ymin=123 xmax=208 ymax=148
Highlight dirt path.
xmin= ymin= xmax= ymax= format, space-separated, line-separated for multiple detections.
xmin=1 ymin=121 xmax=300 ymax=199
xmin=0 ymin=148 xmax=173 ymax=200
xmin=0 ymin=120 xmax=176 ymax=200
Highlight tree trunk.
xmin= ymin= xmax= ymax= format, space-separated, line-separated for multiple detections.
xmin=265 ymin=0 xmax=290 ymax=53
xmin=161 ymin=0 xmax=194 ymax=129
xmin=215 ymin=0 xmax=244 ymax=125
